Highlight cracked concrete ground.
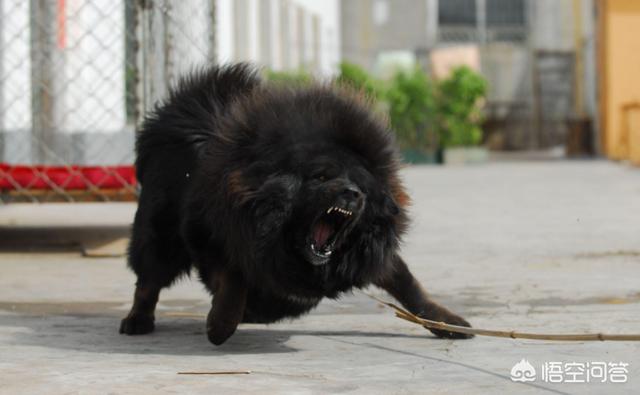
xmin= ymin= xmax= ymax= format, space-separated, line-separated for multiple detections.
xmin=0 ymin=160 xmax=639 ymax=394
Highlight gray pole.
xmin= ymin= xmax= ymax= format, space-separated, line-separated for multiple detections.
xmin=0 ymin=0 xmax=5 ymax=162
xmin=477 ymin=0 xmax=486 ymax=44
xmin=29 ymin=0 xmax=59 ymax=164
xmin=137 ymin=0 xmax=169 ymax=118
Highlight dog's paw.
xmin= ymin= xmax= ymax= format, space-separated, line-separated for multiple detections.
xmin=119 ymin=314 xmax=155 ymax=335
xmin=206 ymin=323 xmax=237 ymax=346
xmin=425 ymin=312 xmax=474 ymax=340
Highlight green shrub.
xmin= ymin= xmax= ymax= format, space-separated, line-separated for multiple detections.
xmin=385 ymin=68 xmax=436 ymax=151
xmin=264 ymin=65 xmax=488 ymax=154
xmin=265 ymin=69 xmax=312 ymax=86
xmin=435 ymin=66 xmax=487 ymax=147
xmin=336 ymin=62 xmax=381 ymax=99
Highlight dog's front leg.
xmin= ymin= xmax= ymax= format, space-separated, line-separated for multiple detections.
xmin=375 ymin=254 xmax=473 ymax=339
xmin=206 ymin=271 xmax=248 ymax=345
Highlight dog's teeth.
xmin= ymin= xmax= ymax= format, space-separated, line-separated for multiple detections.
xmin=329 ymin=206 xmax=354 ymax=216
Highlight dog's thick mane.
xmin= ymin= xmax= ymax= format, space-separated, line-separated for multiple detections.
xmin=135 ymin=63 xmax=261 ymax=183
xmin=138 ymin=63 xmax=409 ymax=299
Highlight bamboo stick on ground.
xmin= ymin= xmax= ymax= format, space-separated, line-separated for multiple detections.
xmin=177 ymin=371 xmax=251 ymax=375
xmin=367 ymin=294 xmax=640 ymax=342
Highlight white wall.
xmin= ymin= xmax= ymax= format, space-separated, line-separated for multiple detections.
xmin=1 ymin=0 xmax=31 ymax=133
xmin=216 ymin=0 xmax=340 ymax=76
xmin=0 ymin=0 xmax=126 ymax=135
xmin=295 ymin=0 xmax=340 ymax=75
xmin=217 ymin=0 xmax=235 ymax=64
xmin=63 ymin=0 xmax=126 ymax=133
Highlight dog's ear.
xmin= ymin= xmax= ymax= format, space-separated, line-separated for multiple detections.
xmin=381 ymin=180 xmax=409 ymax=216
xmin=252 ymin=174 xmax=301 ymax=206
xmin=227 ymin=169 xmax=300 ymax=205
xmin=383 ymin=193 xmax=400 ymax=216
xmin=383 ymin=174 xmax=410 ymax=216
xmin=250 ymin=174 xmax=301 ymax=237
xmin=390 ymin=181 xmax=410 ymax=209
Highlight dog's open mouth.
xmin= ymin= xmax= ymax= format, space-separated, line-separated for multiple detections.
xmin=309 ymin=205 xmax=354 ymax=263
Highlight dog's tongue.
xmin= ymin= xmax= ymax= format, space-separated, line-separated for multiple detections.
xmin=313 ymin=222 xmax=333 ymax=248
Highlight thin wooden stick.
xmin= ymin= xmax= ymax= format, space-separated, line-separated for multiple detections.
xmin=177 ymin=371 xmax=251 ymax=375
xmin=366 ymin=294 xmax=640 ymax=341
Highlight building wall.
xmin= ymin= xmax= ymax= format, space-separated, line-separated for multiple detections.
xmin=599 ymin=0 xmax=640 ymax=164
xmin=216 ymin=0 xmax=340 ymax=76
xmin=530 ymin=0 xmax=574 ymax=51
xmin=340 ymin=0 xmax=579 ymax=84
xmin=341 ymin=0 xmax=433 ymax=71
xmin=340 ymin=0 xmax=597 ymax=150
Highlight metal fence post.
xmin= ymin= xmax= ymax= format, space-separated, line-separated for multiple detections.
xmin=29 ymin=0 xmax=60 ymax=163
xmin=0 ymin=0 xmax=4 ymax=161
xmin=136 ymin=0 xmax=170 ymax=117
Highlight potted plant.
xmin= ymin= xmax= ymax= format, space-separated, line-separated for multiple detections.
xmin=385 ymin=68 xmax=439 ymax=163
xmin=434 ymin=66 xmax=488 ymax=165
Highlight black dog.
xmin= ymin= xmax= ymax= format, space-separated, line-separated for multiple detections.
xmin=120 ymin=64 xmax=471 ymax=345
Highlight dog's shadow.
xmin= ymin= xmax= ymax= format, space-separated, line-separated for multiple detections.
xmin=1 ymin=310 xmax=433 ymax=356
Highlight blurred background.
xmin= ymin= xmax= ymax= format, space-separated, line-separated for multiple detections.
xmin=1 ymin=3 xmax=639 ymax=391
xmin=0 ymin=0 xmax=638 ymax=208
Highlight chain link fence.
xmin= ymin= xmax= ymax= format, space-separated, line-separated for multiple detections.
xmin=0 ymin=0 xmax=214 ymax=202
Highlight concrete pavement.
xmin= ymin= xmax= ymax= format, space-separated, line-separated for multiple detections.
xmin=1 ymin=160 xmax=639 ymax=394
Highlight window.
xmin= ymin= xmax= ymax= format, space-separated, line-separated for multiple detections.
xmin=487 ymin=0 xmax=525 ymax=26
xmin=438 ymin=0 xmax=526 ymax=43
xmin=438 ymin=0 xmax=476 ymax=26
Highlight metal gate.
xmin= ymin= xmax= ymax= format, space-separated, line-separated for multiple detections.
xmin=532 ymin=50 xmax=575 ymax=149
xmin=0 ymin=0 xmax=215 ymax=202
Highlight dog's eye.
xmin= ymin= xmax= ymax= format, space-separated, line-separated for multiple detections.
xmin=309 ymin=172 xmax=328 ymax=182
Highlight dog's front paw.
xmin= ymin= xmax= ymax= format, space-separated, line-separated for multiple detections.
xmin=423 ymin=311 xmax=474 ymax=340
xmin=206 ymin=321 xmax=237 ymax=346
xmin=119 ymin=314 xmax=155 ymax=335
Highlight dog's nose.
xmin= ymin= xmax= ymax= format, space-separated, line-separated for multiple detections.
xmin=342 ymin=186 xmax=361 ymax=200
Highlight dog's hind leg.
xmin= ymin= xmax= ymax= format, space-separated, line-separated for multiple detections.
xmin=119 ymin=283 xmax=160 ymax=335
xmin=120 ymin=206 xmax=191 ymax=335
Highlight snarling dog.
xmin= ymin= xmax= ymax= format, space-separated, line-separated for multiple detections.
xmin=120 ymin=64 xmax=472 ymax=345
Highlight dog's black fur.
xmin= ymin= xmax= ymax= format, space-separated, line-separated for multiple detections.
xmin=120 ymin=64 xmax=472 ymax=345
